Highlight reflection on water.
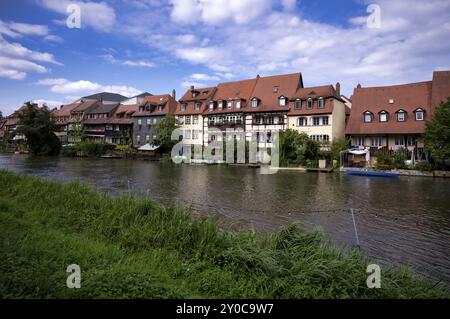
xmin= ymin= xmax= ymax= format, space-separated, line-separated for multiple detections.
xmin=1 ymin=153 xmax=450 ymax=284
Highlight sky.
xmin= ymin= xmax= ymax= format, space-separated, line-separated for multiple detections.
xmin=0 ymin=0 xmax=450 ymax=116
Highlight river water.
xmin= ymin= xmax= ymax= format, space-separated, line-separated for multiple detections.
xmin=1 ymin=153 xmax=449 ymax=284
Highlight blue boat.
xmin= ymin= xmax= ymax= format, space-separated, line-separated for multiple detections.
xmin=346 ymin=170 xmax=399 ymax=178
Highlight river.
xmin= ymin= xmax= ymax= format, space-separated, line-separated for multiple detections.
xmin=1 ymin=153 xmax=449 ymax=284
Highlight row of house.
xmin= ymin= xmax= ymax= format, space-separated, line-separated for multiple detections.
xmin=2 ymin=70 xmax=449 ymax=161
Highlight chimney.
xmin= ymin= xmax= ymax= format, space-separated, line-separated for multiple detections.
xmin=335 ymin=82 xmax=341 ymax=96
xmin=172 ymin=89 xmax=176 ymax=100
xmin=190 ymin=85 xmax=194 ymax=90
xmin=256 ymin=74 xmax=260 ymax=79
xmin=357 ymin=83 xmax=362 ymax=89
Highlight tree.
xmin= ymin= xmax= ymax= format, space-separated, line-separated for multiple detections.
xmin=279 ymin=129 xmax=320 ymax=166
xmin=424 ymin=98 xmax=450 ymax=161
xmin=330 ymin=138 xmax=351 ymax=165
xmin=17 ymin=102 xmax=61 ymax=155
xmin=153 ymin=115 xmax=177 ymax=152
xmin=0 ymin=110 xmax=3 ymax=120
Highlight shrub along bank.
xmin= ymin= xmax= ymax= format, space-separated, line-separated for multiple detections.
xmin=0 ymin=170 xmax=448 ymax=298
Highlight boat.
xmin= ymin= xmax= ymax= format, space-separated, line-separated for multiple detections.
xmin=345 ymin=169 xmax=399 ymax=178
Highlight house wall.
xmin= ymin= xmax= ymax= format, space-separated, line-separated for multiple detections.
xmin=177 ymin=114 xmax=204 ymax=145
xmin=287 ymin=114 xmax=333 ymax=140
xmin=132 ymin=116 xmax=164 ymax=147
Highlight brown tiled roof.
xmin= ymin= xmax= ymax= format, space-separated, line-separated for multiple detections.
xmin=345 ymin=81 xmax=432 ymax=135
xmin=288 ymin=84 xmax=341 ymax=116
xmin=108 ymin=104 xmax=139 ymax=124
xmin=179 ymin=87 xmax=216 ymax=102
xmin=133 ymin=94 xmax=178 ymax=117
xmin=86 ymin=102 xmax=119 ymax=115
xmin=431 ymin=71 xmax=450 ymax=112
xmin=4 ymin=116 xmax=19 ymax=126
xmin=291 ymin=85 xmax=337 ymax=100
xmin=245 ymin=73 xmax=303 ymax=113
xmin=176 ymin=87 xmax=217 ymax=115
xmin=52 ymin=103 xmax=79 ymax=117
xmin=71 ymin=100 xmax=98 ymax=113
xmin=203 ymin=78 xmax=258 ymax=115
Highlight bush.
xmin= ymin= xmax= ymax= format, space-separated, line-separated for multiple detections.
xmin=76 ymin=141 xmax=114 ymax=157
xmin=391 ymin=150 xmax=407 ymax=169
xmin=375 ymin=151 xmax=391 ymax=167
xmin=413 ymin=161 xmax=433 ymax=171
xmin=61 ymin=145 xmax=77 ymax=157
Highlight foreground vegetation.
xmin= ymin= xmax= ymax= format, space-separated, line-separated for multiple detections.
xmin=0 ymin=170 xmax=448 ymax=298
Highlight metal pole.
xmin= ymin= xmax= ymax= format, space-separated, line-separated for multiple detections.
xmin=351 ymin=208 xmax=360 ymax=248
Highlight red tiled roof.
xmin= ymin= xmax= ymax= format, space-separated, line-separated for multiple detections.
xmin=71 ymin=100 xmax=98 ymax=113
xmin=288 ymin=85 xmax=340 ymax=116
xmin=203 ymin=78 xmax=258 ymax=115
xmin=108 ymin=104 xmax=139 ymax=124
xmin=345 ymin=81 xmax=432 ymax=135
xmin=245 ymin=73 xmax=303 ymax=113
xmin=176 ymin=87 xmax=217 ymax=115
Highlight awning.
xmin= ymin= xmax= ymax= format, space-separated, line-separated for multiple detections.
xmin=348 ymin=150 xmax=367 ymax=155
xmin=138 ymin=143 xmax=160 ymax=151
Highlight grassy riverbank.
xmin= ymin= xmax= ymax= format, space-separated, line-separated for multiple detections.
xmin=0 ymin=170 xmax=448 ymax=298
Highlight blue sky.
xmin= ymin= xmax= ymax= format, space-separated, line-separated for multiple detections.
xmin=1 ymin=0 xmax=450 ymax=116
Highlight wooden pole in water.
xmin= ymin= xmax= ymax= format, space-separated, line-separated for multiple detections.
xmin=351 ymin=208 xmax=360 ymax=248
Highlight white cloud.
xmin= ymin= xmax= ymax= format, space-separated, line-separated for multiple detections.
xmin=33 ymin=99 xmax=65 ymax=108
xmin=170 ymin=0 xmax=272 ymax=25
xmin=189 ymin=73 xmax=220 ymax=81
xmin=0 ymin=69 xmax=26 ymax=80
xmin=36 ymin=78 xmax=142 ymax=97
xmin=44 ymin=34 xmax=64 ymax=42
xmin=39 ymin=0 xmax=116 ymax=32
xmin=0 ymin=38 xmax=61 ymax=65
xmin=6 ymin=22 xmax=49 ymax=37
xmin=99 ymin=54 xmax=155 ymax=68
xmin=282 ymin=0 xmax=296 ymax=11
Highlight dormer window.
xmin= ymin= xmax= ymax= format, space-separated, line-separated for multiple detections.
xmin=158 ymin=105 xmax=163 ymax=111
xmin=307 ymin=98 xmax=313 ymax=109
xmin=273 ymin=86 xmax=279 ymax=93
xmin=227 ymin=100 xmax=233 ymax=109
xmin=209 ymin=102 xmax=214 ymax=110
xmin=218 ymin=101 xmax=223 ymax=109
xmin=318 ymin=97 xmax=324 ymax=109
xmin=195 ymin=102 xmax=201 ymax=110
xmin=251 ymin=98 xmax=258 ymax=108
xmin=279 ymin=96 xmax=286 ymax=106
xmin=389 ymin=99 xmax=394 ymax=104
xmin=364 ymin=111 xmax=373 ymax=123
xmin=295 ymin=99 xmax=301 ymax=109
xmin=181 ymin=103 xmax=187 ymax=111
xmin=192 ymin=91 xmax=198 ymax=98
xmin=236 ymin=100 xmax=241 ymax=109
xmin=415 ymin=108 xmax=425 ymax=121
xmin=396 ymin=110 xmax=406 ymax=122
xmin=379 ymin=111 xmax=388 ymax=122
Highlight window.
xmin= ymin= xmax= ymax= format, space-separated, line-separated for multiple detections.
xmin=193 ymin=115 xmax=199 ymax=124
xmin=298 ymin=117 xmax=306 ymax=126
xmin=218 ymin=101 xmax=223 ymax=109
xmin=136 ymin=135 xmax=141 ymax=144
xmin=397 ymin=111 xmax=406 ymax=122
xmin=407 ymin=136 xmax=416 ymax=146
xmin=322 ymin=116 xmax=329 ymax=125
xmin=209 ymin=102 xmax=214 ymax=110
xmin=185 ymin=115 xmax=191 ymax=125
xmin=115 ymin=125 xmax=120 ymax=131
xmin=195 ymin=102 xmax=201 ymax=111
xmin=364 ymin=112 xmax=373 ymax=123
xmin=356 ymin=136 xmax=365 ymax=146
xmin=379 ymin=111 xmax=388 ymax=122
xmin=106 ymin=125 xmax=112 ymax=131
xmin=273 ymin=86 xmax=279 ymax=93
xmin=227 ymin=101 xmax=233 ymax=108
xmin=295 ymin=99 xmax=301 ymax=110
xmin=415 ymin=109 xmax=424 ymax=121
xmin=158 ymin=105 xmax=163 ymax=111
xmin=311 ymin=135 xmax=329 ymax=142
xmin=147 ymin=119 xmax=151 ymax=127
xmin=371 ymin=136 xmax=382 ymax=147
xmin=313 ymin=117 xmax=320 ymax=126
xmin=192 ymin=130 xmax=199 ymax=140
xmin=184 ymin=129 xmax=191 ymax=139
xmin=181 ymin=103 xmax=187 ymax=111
xmin=153 ymin=118 xmax=158 ymax=124
xmin=307 ymin=99 xmax=313 ymax=109
xmin=395 ymin=136 xmax=405 ymax=146
xmin=146 ymin=135 xmax=150 ymax=143
xmin=251 ymin=99 xmax=258 ymax=108
xmin=236 ymin=100 xmax=241 ymax=109
xmin=137 ymin=119 xmax=142 ymax=128
xmin=268 ymin=116 xmax=274 ymax=125
xmin=178 ymin=116 xmax=184 ymax=125
xmin=318 ymin=98 xmax=324 ymax=109
xmin=279 ymin=97 xmax=286 ymax=106
xmin=255 ymin=116 xmax=263 ymax=125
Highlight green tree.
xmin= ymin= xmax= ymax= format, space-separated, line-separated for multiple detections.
xmin=424 ymin=98 xmax=450 ymax=161
xmin=153 ymin=115 xmax=177 ymax=152
xmin=279 ymin=129 xmax=320 ymax=167
xmin=330 ymin=138 xmax=351 ymax=165
xmin=17 ymin=102 xmax=61 ymax=155
xmin=0 ymin=110 xmax=3 ymax=120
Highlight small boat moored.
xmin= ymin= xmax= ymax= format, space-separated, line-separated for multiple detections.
xmin=345 ymin=169 xmax=400 ymax=178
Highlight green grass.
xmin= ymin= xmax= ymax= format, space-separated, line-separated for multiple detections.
xmin=0 ymin=169 xmax=448 ymax=298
